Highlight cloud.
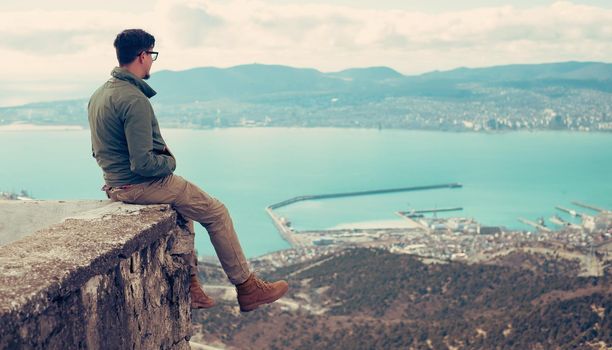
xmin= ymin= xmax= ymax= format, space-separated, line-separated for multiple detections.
xmin=0 ymin=29 xmax=111 ymax=54
xmin=0 ymin=0 xmax=611 ymax=104
xmin=160 ymin=1 xmax=225 ymax=47
xmin=150 ymin=0 xmax=612 ymax=66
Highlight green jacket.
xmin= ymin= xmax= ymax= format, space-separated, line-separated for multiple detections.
xmin=88 ymin=67 xmax=176 ymax=187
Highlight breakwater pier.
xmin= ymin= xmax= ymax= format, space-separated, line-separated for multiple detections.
xmin=398 ymin=207 xmax=463 ymax=218
xmin=266 ymin=183 xmax=462 ymax=248
xmin=268 ymin=183 xmax=462 ymax=210
xmin=572 ymin=201 xmax=608 ymax=213
xmin=518 ymin=217 xmax=552 ymax=232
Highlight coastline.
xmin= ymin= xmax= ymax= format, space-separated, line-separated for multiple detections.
xmin=1 ymin=127 xmax=610 ymax=257
xmin=0 ymin=123 xmax=84 ymax=132
xmin=329 ymin=219 xmax=422 ymax=230
xmin=0 ymin=123 xmax=610 ymax=134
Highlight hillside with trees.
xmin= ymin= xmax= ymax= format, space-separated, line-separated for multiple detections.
xmin=193 ymin=248 xmax=610 ymax=349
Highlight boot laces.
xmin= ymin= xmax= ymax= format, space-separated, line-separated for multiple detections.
xmin=254 ymin=276 xmax=273 ymax=290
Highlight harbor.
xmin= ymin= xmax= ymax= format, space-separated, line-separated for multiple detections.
xmin=262 ymin=185 xmax=611 ymax=277
xmin=517 ymin=201 xmax=610 ymax=233
xmin=265 ymin=183 xmax=463 ymax=248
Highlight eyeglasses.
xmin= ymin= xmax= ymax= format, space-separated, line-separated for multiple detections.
xmin=141 ymin=50 xmax=158 ymax=61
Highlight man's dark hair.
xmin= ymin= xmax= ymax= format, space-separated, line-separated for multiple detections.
xmin=113 ymin=29 xmax=155 ymax=66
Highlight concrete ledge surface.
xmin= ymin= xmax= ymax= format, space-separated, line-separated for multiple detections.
xmin=0 ymin=201 xmax=176 ymax=315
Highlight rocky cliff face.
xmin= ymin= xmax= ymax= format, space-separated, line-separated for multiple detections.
xmin=0 ymin=201 xmax=195 ymax=350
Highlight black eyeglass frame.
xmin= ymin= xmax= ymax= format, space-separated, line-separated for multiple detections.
xmin=140 ymin=50 xmax=158 ymax=61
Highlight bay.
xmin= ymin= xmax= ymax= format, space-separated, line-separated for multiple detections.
xmin=1 ymin=128 xmax=611 ymax=258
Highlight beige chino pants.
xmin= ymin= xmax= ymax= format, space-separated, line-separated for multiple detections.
xmin=108 ymin=174 xmax=251 ymax=285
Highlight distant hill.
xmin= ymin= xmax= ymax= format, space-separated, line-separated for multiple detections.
xmin=414 ymin=61 xmax=612 ymax=94
xmin=1 ymin=61 xmax=611 ymax=131
xmin=194 ymin=248 xmax=611 ymax=349
xmin=419 ymin=61 xmax=612 ymax=82
xmin=149 ymin=64 xmax=350 ymax=102
xmin=330 ymin=66 xmax=405 ymax=81
xmin=147 ymin=61 xmax=612 ymax=103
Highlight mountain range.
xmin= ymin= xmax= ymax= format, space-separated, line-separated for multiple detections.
xmin=148 ymin=61 xmax=612 ymax=103
xmin=1 ymin=61 xmax=611 ymax=131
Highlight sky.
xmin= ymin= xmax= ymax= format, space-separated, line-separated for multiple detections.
xmin=0 ymin=0 xmax=611 ymax=106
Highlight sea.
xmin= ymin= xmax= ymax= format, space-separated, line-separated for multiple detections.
xmin=1 ymin=127 xmax=611 ymax=258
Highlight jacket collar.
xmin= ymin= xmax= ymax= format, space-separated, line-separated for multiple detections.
xmin=111 ymin=67 xmax=157 ymax=98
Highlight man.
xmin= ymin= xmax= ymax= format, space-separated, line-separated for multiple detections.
xmin=88 ymin=28 xmax=288 ymax=312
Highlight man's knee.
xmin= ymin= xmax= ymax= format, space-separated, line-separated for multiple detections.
xmin=177 ymin=180 xmax=211 ymax=205
xmin=175 ymin=183 xmax=231 ymax=221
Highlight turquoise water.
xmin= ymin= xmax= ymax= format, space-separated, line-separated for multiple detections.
xmin=1 ymin=128 xmax=611 ymax=257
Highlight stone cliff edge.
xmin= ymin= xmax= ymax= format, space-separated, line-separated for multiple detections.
xmin=0 ymin=200 xmax=194 ymax=349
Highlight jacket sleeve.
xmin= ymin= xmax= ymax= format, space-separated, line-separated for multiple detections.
xmin=123 ymin=97 xmax=176 ymax=177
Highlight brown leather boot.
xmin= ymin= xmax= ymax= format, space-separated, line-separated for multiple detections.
xmin=236 ymin=274 xmax=289 ymax=312
xmin=190 ymin=275 xmax=215 ymax=309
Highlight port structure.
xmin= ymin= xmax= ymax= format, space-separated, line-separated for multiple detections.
xmin=572 ymin=201 xmax=609 ymax=214
xmin=519 ymin=201 xmax=607 ymax=232
xmin=268 ymin=183 xmax=462 ymax=210
xmin=265 ymin=183 xmax=462 ymax=248
xmin=398 ymin=207 xmax=463 ymax=218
